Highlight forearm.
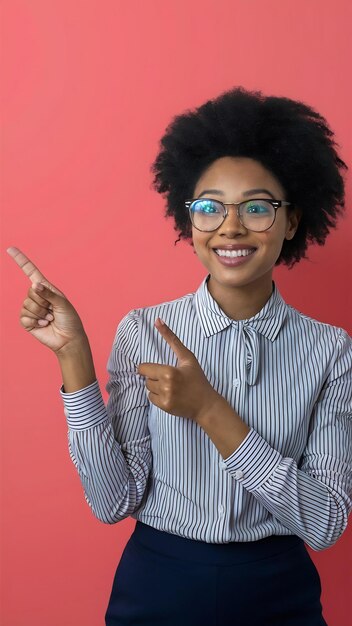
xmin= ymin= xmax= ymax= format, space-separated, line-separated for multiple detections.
xmin=67 ymin=416 xmax=152 ymax=523
xmin=59 ymin=311 xmax=153 ymax=523
xmin=196 ymin=399 xmax=351 ymax=550
xmin=252 ymin=455 xmax=350 ymax=550
xmin=56 ymin=337 xmax=97 ymax=392
xmin=61 ymin=379 xmax=152 ymax=523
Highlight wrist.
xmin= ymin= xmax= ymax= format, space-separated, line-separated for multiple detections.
xmin=195 ymin=392 xmax=230 ymax=426
xmin=196 ymin=393 xmax=251 ymax=459
xmin=55 ymin=335 xmax=91 ymax=360
xmin=56 ymin=337 xmax=97 ymax=393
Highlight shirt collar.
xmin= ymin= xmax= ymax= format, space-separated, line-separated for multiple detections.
xmin=194 ymin=274 xmax=288 ymax=341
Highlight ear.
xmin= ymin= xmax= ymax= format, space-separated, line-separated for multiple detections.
xmin=285 ymin=206 xmax=302 ymax=240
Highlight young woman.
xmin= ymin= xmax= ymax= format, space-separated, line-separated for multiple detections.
xmin=8 ymin=86 xmax=351 ymax=626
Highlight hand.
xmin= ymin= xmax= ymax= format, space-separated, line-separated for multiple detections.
xmin=137 ymin=318 xmax=221 ymax=422
xmin=7 ymin=246 xmax=88 ymax=355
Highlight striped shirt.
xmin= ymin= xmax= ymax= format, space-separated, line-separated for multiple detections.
xmin=60 ymin=275 xmax=352 ymax=550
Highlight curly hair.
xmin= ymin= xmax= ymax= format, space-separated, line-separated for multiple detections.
xmin=151 ymin=87 xmax=348 ymax=267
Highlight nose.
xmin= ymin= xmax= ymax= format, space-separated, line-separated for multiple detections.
xmin=217 ymin=205 xmax=248 ymax=237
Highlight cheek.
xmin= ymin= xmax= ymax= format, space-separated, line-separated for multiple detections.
xmin=259 ymin=228 xmax=285 ymax=250
xmin=192 ymin=241 xmax=204 ymax=260
xmin=191 ymin=231 xmax=208 ymax=254
xmin=191 ymin=237 xmax=212 ymax=266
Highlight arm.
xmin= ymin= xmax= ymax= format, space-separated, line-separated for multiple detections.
xmin=6 ymin=246 xmax=152 ymax=523
xmin=57 ymin=339 xmax=97 ymax=393
xmin=198 ymin=329 xmax=352 ymax=551
xmin=59 ymin=310 xmax=152 ymax=524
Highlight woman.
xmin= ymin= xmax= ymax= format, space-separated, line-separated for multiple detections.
xmin=7 ymin=86 xmax=352 ymax=625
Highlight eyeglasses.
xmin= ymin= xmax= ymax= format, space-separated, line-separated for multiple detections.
xmin=185 ymin=198 xmax=292 ymax=232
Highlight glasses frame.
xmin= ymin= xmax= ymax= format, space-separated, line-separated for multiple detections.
xmin=185 ymin=198 xmax=292 ymax=232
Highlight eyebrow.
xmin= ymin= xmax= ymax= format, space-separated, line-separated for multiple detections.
xmin=197 ymin=188 xmax=275 ymax=199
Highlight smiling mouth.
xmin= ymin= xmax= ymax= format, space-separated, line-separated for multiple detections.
xmin=214 ymin=248 xmax=256 ymax=258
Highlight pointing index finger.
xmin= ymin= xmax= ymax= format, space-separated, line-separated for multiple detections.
xmin=154 ymin=318 xmax=191 ymax=361
xmin=7 ymin=246 xmax=47 ymax=284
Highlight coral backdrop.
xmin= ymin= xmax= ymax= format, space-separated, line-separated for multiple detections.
xmin=1 ymin=1 xmax=351 ymax=625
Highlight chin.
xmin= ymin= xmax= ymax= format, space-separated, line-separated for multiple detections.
xmin=209 ymin=265 xmax=273 ymax=290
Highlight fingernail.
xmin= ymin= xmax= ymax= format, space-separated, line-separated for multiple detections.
xmin=158 ymin=318 xmax=165 ymax=325
xmin=45 ymin=313 xmax=54 ymax=321
xmin=34 ymin=283 xmax=44 ymax=291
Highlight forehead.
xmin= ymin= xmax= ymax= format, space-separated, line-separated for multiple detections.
xmin=193 ymin=156 xmax=286 ymax=198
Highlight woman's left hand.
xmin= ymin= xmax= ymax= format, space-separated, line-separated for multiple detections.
xmin=137 ymin=318 xmax=221 ymax=422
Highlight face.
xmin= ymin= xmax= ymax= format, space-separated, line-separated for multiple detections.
xmin=191 ymin=156 xmax=301 ymax=299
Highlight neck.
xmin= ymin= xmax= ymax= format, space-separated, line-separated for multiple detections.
xmin=207 ymin=274 xmax=274 ymax=321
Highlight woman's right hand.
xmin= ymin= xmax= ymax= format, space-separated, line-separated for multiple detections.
xmin=7 ymin=246 xmax=88 ymax=355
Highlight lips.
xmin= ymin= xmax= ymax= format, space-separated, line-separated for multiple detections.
xmin=213 ymin=245 xmax=257 ymax=250
xmin=214 ymin=248 xmax=255 ymax=259
xmin=212 ymin=247 xmax=257 ymax=266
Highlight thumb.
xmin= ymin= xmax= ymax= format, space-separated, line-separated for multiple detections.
xmin=155 ymin=318 xmax=196 ymax=365
xmin=32 ymin=281 xmax=66 ymax=303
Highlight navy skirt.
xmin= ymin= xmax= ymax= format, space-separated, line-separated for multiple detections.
xmin=105 ymin=521 xmax=328 ymax=626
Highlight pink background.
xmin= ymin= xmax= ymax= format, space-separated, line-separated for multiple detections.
xmin=1 ymin=1 xmax=351 ymax=625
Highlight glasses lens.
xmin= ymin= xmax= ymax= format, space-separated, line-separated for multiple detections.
xmin=240 ymin=200 xmax=275 ymax=231
xmin=190 ymin=199 xmax=224 ymax=231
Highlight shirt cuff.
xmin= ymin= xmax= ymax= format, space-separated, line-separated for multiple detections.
xmin=59 ymin=379 xmax=108 ymax=430
xmin=222 ymin=428 xmax=283 ymax=490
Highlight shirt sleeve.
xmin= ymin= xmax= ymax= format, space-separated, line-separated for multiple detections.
xmin=222 ymin=328 xmax=352 ymax=551
xmin=59 ymin=309 xmax=152 ymax=524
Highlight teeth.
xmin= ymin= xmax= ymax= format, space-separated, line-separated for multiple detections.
xmin=215 ymin=249 xmax=255 ymax=258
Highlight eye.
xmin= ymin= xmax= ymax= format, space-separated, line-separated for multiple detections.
xmin=244 ymin=200 xmax=272 ymax=214
xmin=194 ymin=200 xmax=221 ymax=214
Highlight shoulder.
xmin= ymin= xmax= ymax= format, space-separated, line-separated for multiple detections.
xmin=113 ymin=290 xmax=196 ymax=343
xmin=283 ymin=301 xmax=351 ymax=360
xmin=286 ymin=302 xmax=349 ymax=336
xmin=121 ymin=290 xmax=196 ymax=325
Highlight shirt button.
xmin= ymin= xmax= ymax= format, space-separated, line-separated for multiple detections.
xmin=219 ymin=461 xmax=227 ymax=469
xmin=218 ymin=505 xmax=225 ymax=515
xmin=234 ymin=470 xmax=244 ymax=480
xmin=232 ymin=379 xmax=240 ymax=387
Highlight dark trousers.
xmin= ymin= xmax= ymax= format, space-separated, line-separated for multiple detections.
xmin=105 ymin=521 xmax=328 ymax=626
